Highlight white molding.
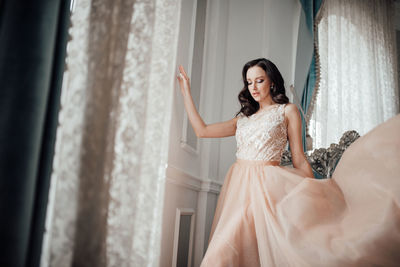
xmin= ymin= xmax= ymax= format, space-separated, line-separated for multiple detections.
xmin=202 ymin=0 xmax=229 ymax=184
xmin=180 ymin=0 xmax=201 ymax=155
xmin=198 ymin=0 xmax=211 ymax=181
xmin=171 ymin=208 xmax=196 ymax=267
xmin=188 ymin=0 xmax=198 ymax=74
xmin=166 ymin=165 xmax=202 ymax=191
xmin=180 ymin=136 xmax=200 ymax=155
xmin=199 ymin=179 xmax=222 ymax=194
xmin=192 ymin=1 xmax=230 ymax=265
xmin=166 ymin=164 xmax=222 ymax=194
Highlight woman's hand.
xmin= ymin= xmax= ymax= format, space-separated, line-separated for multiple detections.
xmin=174 ymin=64 xmax=238 ymax=138
xmin=177 ymin=65 xmax=191 ymax=97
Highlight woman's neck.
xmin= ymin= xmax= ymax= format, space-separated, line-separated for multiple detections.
xmin=259 ymin=98 xmax=275 ymax=109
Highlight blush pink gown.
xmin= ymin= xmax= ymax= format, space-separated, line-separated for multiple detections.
xmin=200 ymin=104 xmax=400 ymax=267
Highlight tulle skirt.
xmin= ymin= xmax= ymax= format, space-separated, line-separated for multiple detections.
xmin=200 ymin=115 xmax=400 ymax=267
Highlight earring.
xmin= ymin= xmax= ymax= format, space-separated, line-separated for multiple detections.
xmin=270 ymin=85 xmax=274 ymax=89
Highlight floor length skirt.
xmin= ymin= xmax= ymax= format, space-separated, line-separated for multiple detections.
xmin=200 ymin=115 xmax=400 ymax=267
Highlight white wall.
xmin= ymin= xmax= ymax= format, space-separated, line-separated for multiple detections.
xmin=161 ymin=0 xmax=223 ymax=266
xmin=160 ymin=0 xmax=302 ymax=266
xmin=217 ymin=0 xmax=301 ymax=181
xmin=294 ymin=6 xmax=314 ymax=101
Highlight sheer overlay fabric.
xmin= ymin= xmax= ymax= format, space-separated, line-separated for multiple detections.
xmin=201 ymin=104 xmax=400 ymax=266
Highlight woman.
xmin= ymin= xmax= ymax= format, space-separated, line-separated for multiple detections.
xmin=177 ymin=58 xmax=400 ymax=266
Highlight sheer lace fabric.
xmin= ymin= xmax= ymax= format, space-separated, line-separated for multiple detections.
xmin=235 ymin=104 xmax=287 ymax=161
xmin=309 ymin=0 xmax=399 ymax=149
xmin=40 ymin=0 xmax=181 ymax=266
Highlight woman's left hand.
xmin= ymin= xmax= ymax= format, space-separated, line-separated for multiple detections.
xmin=177 ymin=65 xmax=191 ymax=97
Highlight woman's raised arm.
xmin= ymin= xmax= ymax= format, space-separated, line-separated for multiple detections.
xmin=177 ymin=65 xmax=238 ymax=138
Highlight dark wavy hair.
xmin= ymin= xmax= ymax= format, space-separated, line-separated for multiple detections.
xmin=235 ymin=58 xmax=289 ymax=117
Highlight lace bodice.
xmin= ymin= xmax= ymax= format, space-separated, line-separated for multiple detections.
xmin=235 ymin=104 xmax=287 ymax=161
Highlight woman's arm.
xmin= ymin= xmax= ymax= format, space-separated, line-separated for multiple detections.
xmin=177 ymin=65 xmax=238 ymax=138
xmin=285 ymin=103 xmax=315 ymax=178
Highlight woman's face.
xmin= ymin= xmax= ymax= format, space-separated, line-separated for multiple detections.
xmin=246 ymin=66 xmax=272 ymax=103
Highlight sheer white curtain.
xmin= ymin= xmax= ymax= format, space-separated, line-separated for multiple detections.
xmin=40 ymin=0 xmax=180 ymax=266
xmin=309 ymin=0 xmax=399 ymax=149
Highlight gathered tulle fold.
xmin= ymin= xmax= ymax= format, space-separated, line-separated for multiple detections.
xmin=200 ymin=115 xmax=400 ymax=267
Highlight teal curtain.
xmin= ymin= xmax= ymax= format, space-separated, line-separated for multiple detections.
xmin=0 ymin=1 xmax=71 ymax=266
xmin=300 ymin=55 xmax=317 ymax=150
xmin=299 ymin=0 xmax=324 ymax=150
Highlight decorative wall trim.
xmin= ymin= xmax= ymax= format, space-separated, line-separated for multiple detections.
xmin=180 ymin=140 xmax=200 ymax=156
xmin=199 ymin=179 xmax=222 ymax=194
xmin=166 ymin=164 xmax=222 ymax=193
xmin=180 ymin=0 xmax=207 ymax=154
xmin=171 ymin=208 xmax=196 ymax=267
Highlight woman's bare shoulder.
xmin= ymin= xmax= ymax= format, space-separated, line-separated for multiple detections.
xmin=284 ymin=103 xmax=299 ymax=114
xmin=283 ymin=103 xmax=301 ymax=126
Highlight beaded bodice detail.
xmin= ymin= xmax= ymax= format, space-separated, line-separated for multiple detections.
xmin=235 ymin=104 xmax=287 ymax=161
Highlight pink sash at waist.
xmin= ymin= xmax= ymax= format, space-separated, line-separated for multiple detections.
xmin=235 ymin=158 xmax=280 ymax=166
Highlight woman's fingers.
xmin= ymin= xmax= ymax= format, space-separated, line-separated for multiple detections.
xmin=176 ymin=73 xmax=185 ymax=87
xmin=178 ymin=65 xmax=189 ymax=80
xmin=178 ymin=65 xmax=185 ymax=75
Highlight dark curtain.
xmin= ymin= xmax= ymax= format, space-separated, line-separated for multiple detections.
xmin=0 ymin=0 xmax=71 ymax=266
